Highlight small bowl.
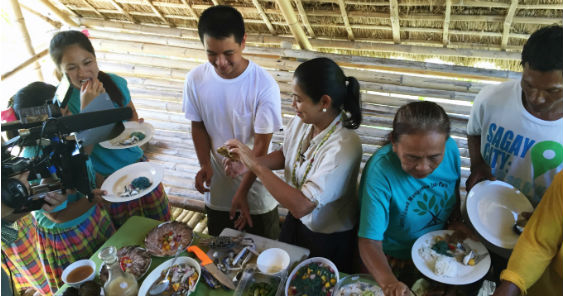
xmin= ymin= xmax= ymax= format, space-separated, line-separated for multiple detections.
xmin=257 ymin=248 xmax=290 ymax=275
xmin=62 ymin=259 xmax=97 ymax=288
xmin=285 ymin=257 xmax=339 ymax=296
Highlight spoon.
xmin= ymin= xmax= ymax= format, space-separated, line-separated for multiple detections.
xmin=149 ymin=245 xmax=184 ymax=295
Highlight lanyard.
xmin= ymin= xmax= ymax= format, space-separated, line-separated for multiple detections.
xmin=291 ymin=119 xmax=340 ymax=189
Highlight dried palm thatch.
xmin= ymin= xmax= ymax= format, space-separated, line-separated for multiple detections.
xmin=18 ymin=0 xmax=563 ymax=70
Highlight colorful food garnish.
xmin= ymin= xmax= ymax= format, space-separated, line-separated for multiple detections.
xmin=288 ymin=262 xmax=337 ymax=296
xmin=145 ymin=222 xmax=193 ymax=256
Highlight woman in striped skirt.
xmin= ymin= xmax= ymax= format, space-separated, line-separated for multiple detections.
xmin=49 ymin=30 xmax=170 ymax=228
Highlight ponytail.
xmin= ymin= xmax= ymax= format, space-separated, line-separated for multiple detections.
xmin=342 ymin=76 xmax=362 ymax=129
xmin=98 ymin=71 xmax=124 ymax=107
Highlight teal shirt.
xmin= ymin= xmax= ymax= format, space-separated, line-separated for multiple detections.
xmin=67 ymin=73 xmax=143 ymax=176
xmin=358 ymin=137 xmax=461 ymax=259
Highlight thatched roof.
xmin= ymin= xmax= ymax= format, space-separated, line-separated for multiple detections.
xmin=33 ymin=0 xmax=563 ymax=70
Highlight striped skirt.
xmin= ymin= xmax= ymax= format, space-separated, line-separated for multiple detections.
xmin=36 ymin=205 xmax=115 ymax=292
xmin=1 ymin=214 xmax=51 ymax=295
xmin=105 ymin=182 xmax=170 ymax=228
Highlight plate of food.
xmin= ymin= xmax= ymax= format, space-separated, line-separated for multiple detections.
xmin=412 ymin=230 xmax=491 ymax=285
xmin=100 ymin=121 xmax=154 ymax=149
xmin=144 ymin=221 xmax=194 ymax=257
xmin=234 ymin=265 xmax=286 ymax=296
xmin=101 ymin=162 xmax=163 ymax=202
xmin=333 ymin=274 xmax=383 ymax=296
xmin=138 ymin=256 xmax=200 ymax=296
xmin=285 ymin=257 xmax=339 ymax=296
xmin=466 ymin=180 xmax=534 ymax=249
xmin=98 ymin=245 xmax=152 ymax=283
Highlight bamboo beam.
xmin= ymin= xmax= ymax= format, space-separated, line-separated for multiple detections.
xmin=81 ymin=0 xmax=106 ymax=20
xmin=252 ymin=0 xmax=276 ymax=35
xmin=294 ymin=0 xmax=314 ymax=38
xmin=50 ymin=0 xmax=80 ymax=18
xmin=144 ymin=0 xmax=171 ymax=26
xmin=275 ymin=0 xmax=313 ymax=50
xmin=2 ymin=49 xmax=49 ymax=80
xmin=20 ymin=3 xmax=62 ymax=28
xmin=107 ymin=0 xmax=137 ymax=23
xmin=179 ymin=0 xmax=198 ymax=20
xmin=443 ymin=0 xmax=451 ymax=47
xmin=211 ymin=0 xmax=221 ymax=5
xmin=502 ymin=0 xmax=519 ymax=50
xmin=10 ymin=0 xmax=43 ymax=81
xmin=337 ymin=0 xmax=354 ymax=41
xmin=389 ymin=0 xmax=400 ymax=44
xmin=81 ymin=20 xmax=523 ymax=60
xmin=38 ymin=0 xmax=79 ymax=26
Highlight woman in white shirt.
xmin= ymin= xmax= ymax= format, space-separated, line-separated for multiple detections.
xmin=224 ymin=57 xmax=362 ymax=272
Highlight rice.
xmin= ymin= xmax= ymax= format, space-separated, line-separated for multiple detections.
xmin=434 ymin=256 xmax=457 ymax=277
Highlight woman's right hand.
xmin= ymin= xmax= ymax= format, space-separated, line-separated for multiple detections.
xmin=223 ymin=157 xmax=249 ymax=178
xmin=381 ymin=281 xmax=411 ymax=296
xmin=224 ymin=139 xmax=258 ymax=171
xmin=80 ymin=78 xmax=105 ymax=110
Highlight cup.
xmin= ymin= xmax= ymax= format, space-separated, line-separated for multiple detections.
xmin=257 ymin=248 xmax=290 ymax=275
xmin=62 ymin=259 xmax=97 ymax=288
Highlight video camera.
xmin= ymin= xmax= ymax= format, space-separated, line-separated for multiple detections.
xmin=1 ymin=102 xmax=133 ymax=213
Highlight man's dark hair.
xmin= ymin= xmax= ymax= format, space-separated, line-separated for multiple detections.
xmin=198 ymin=5 xmax=245 ymax=44
xmin=521 ymin=25 xmax=563 ymax=72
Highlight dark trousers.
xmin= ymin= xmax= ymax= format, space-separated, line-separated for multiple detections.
xmin=279 ymin=212 xmax=357 ymax=274
xmin=205 ymin=206 xmax=281 ymax=240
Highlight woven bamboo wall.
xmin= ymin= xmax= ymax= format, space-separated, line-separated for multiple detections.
xmin=81 ymin=21 xmax=521 ymax=209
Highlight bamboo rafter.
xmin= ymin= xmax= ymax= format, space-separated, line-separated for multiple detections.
xmin=502 ymin=0 xmax=519 ymax=50
xmin=81 ymin=0 xmax=106 ymax=20
xmin=443 ymin=0 xmax=451 ymax=47
xmin=294 ymin=0 xmax=314 ymax=38
xmin=20 ymin=3 xmax=62 ymax=28
xmin=211 ymin=0 xmax=221 ymax=5
xmin=144 ymin=0 xmax=171 ymax=26
xmin=336 ymin=0 xmax=354 ymax=41
xmin=50 ymin=0 xmax=80 ymax=18
xmin=276 ymin=0 xmax=312 ymax=50
xmin=389 ymin=0 xmax=400 ymax=44
xmin=108 ymin=0 xmax=137 ymax=23
xmin=38 ymin=0 xmax=79 ymax=26
xmin=252 ymin=0 xmax=276 ymax=35
xmin=179 ymin=0 xmax=198 ymax=20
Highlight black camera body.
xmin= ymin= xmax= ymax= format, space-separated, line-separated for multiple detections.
xmin=2 ymin=133 xmax=91 ymax=213
xmin=2 ymin=103 xmax=133 ymax=214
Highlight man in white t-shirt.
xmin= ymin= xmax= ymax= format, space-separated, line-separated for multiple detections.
xmin=466 ymin=25 xmax=563 ymax=206
xmin=182 ymin=5 xmax=283 ymax=238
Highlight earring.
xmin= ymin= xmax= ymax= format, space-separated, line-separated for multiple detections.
xmin=322 ymin=108 xmax=327 ymax=112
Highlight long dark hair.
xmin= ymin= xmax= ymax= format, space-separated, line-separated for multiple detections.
xmin=389 ymin=101 xmax=450 ymax=143
xmin=49 ymin=30 xmax=123 ymax=107
xmin=293 ymin=58 xmax=362 ymax=129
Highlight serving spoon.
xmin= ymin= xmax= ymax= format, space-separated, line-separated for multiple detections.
xmin=149 ymin=245 xmax=184 ymax=295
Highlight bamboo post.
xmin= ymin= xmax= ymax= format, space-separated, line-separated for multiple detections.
xmin=10 ymin=0 xmax=43 ymax=81
xmin=38 ymin=0 xmax=79 ymax=26
xmin=275 ymin=0 xmax=313 ymax=50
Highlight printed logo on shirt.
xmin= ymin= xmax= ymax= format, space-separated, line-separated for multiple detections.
xmin=400 ymin=181 xmax=455 ymax=231
xmin=483 ymin=123 xmax=563 ymax=199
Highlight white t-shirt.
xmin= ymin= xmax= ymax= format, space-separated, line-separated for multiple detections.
xmin=467 ymin=79 xmax=563 ymax=206
xmin=183 ymin=60 xmax=283 ymax=214
xmin=283 ymin=115 xmax=362 ymax=233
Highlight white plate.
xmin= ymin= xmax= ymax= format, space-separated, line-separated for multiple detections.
xmin=285 ymin=257 xmax=339 ymax=296
xmin=101 ymin=162 xmax=163 ymax=202
xmin=411 ymin=230 xmax=491 ymax=285
xmin=466 ymin=180 xmax=533 ymax=249
xmin=138 ymin=257 xmax=201 ymax=296
xmin=99 ymin=121 xmax=154 ymax=149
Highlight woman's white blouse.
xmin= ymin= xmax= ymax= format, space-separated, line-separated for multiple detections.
xmin=282 ymin=115 xmax=362 ymax=233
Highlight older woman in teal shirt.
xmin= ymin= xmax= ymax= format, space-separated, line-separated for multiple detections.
xmin=49 ymin=30 xmax=170 ymax=227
